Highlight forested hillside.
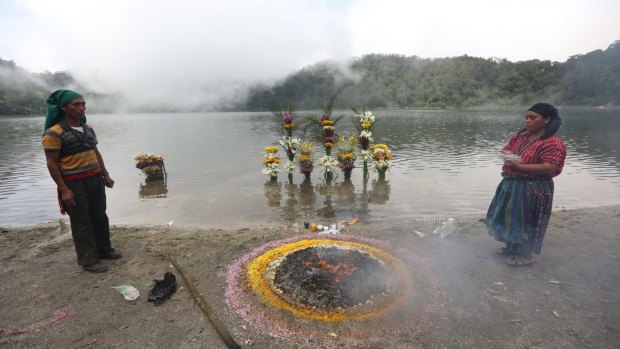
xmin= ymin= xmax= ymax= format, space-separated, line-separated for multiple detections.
xmin=0 ymin=59 xmax=78 ymax=115
xmin=1 ymin=40 xmax=618 ymax=115
xmin=0 ymin=59 xmax=116 ymax=116
xmin=245 ymin=40 xmax=620 ymax=110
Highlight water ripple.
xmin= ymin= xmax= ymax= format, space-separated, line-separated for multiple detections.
xmin=1 ymin=109 xmax=620 ymax=227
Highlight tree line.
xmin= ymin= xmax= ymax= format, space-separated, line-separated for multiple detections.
xmin=1 ymin=40 xmax=618 ymax=116
xmin=245 ymin=40 xmax=620 ymax=110
xmin=0 ymin=59 xmax=81 ymax=115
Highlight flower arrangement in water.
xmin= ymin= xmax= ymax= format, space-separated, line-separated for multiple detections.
xmin=283 ymin=114 xmax=295 ymax=133
xmin=315 ymin=93 xmax=343 ymax=156
xmin=318 ymin=155 xmax=338 ymax=177
xmin=284 ymin=161 xmax=296 ymax=174
xmin=359 ymin=149 xmax=373 ymax=162
xmin=279 ymin=136 xmax=300 ymax=161
xmin=321 ymin=119 xmax=336 ymax=153
xmin=298 ymin=141 xmax=315 ymax=177
xmin=262 ymin=146 xmax=280 ymax=178
xmin=354 ymin=110 xmax=376 ymax=151
xmin=336 ymin=135 xmax=358 ymax=177
xmin=134 ymin=152 xmax=166 ymax=181
xmin=274 ymin=105 xmax=297 ymax=137
xmin=369 ymin=144 xmax=393 ymax=173
xmin=279 ymin=136 xmax=300 ymax=174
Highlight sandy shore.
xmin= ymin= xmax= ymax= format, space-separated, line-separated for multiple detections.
xmin=1 ymin=205 xmax=619 ymax=348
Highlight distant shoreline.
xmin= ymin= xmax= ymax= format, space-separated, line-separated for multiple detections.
xmin=1 ymin=104 xmax=619 ymax=118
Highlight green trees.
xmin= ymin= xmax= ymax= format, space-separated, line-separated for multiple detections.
xmin=0 ymin=58 xmax=84 ymax=116
xmin=0 ymin=58 xmax=109 ymax=116
xmin=0 ymin=58 xmax=49 ymax=115
xmin=561 ymin=40 xmax=620 ymax=105
xmin=244 ymin=41 xmax=619 ymax=110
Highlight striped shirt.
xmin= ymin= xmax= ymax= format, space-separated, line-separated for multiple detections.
xmin=502 ymin=132 xmax=566 ymax=179
xmin=42 ymin=122 xmax=100 ymax=176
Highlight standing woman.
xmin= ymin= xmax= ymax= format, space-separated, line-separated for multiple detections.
xmin=42 ymin=90 xmax=121 ymax=273
xmin=486 ymin=103 xmax=566 ymax=267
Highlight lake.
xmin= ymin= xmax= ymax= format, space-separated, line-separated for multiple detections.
xmin=1 ymin=108 xmax=619 ymax=228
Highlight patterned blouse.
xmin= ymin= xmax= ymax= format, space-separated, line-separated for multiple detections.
xmin=502 ymin=132 xmax=566 ymax=179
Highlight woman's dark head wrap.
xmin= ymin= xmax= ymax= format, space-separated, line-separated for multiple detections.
xmin=520 ymin=102 xmax=562 ymax=139
xmin=44 ymin=89 xmax=84 ymax=130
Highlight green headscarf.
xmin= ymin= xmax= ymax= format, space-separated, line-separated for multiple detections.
xmin=44 ymin=89 xmax=84 ymax=130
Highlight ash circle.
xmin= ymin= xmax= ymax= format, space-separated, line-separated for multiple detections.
xmin=225 ymin=234 xmax=443 ymax=348
xmin=270 ymin=245 xmax=399 ymax=309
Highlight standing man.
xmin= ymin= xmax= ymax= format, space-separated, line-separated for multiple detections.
xmin=42 ymin=89 xmax=121 ymax=272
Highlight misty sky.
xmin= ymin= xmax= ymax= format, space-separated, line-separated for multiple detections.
xmin=1 ymin=0 xmax=619 ymax=107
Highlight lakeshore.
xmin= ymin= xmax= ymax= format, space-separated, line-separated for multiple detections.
xmin=1 ymin=205 xmax=619 ymax=348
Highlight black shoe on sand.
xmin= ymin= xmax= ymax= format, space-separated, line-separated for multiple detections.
xmin=98 ymin=248 xmax=122 ymax=259
xmin=83 ymin=261 xmax=108 ymax=273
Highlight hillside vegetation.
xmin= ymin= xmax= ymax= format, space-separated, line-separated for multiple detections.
xmin=246 ymin=40 xmax=620 ymax=110
xmin=1 ymin=40 xmax=618 ymax=115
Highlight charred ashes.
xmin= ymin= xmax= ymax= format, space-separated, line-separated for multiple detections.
xmin=272 ymin=246 xmax=399 ymax=309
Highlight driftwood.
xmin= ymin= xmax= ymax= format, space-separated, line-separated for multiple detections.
xmin=169 ymin=255 xmax=240 ymax=349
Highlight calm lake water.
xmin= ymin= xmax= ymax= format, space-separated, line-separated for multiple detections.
xmin=1 ymin=108 xmax=619 ymax=228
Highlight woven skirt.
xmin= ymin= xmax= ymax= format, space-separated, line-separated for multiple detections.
xmin=485 ymin=176 xmax=554 ymax=254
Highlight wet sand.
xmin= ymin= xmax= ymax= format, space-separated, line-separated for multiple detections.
xmin=1 ymin=205 xmax=619 ymax=348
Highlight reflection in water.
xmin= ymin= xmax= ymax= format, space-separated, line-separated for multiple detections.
xmin=139 ymin=179 xmax=168 ymax=198
xmin=357 ymin=163 xmax=371 ymax=218
xmin=369 ymin=178 xmax=391 ymax=205
xmin=266 ymin=171 xmax=390 ymax=224
xmin=283 ymin=180 xmax=299 ymax=221
xmin=316 ymin=181 xmax=336 ymax=218
xmin=299 ymin=178 xmax=316 ymax=214
xmin=336 ymin=178 xmax=356 ymax=210
xmin=264 ymin=180 xmax=282 ymax=207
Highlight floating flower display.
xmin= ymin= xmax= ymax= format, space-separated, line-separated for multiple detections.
xmin=369 ymin=144 xmax=393 ymax=174
xmin=336 ymin=135 xmax=358 ymax=178
xmin=134 ymin=152 xmax=166 ymax=181
xmin=225 ymin=234 xmax=442 ymax=348
xmin=262 ymin=147 xmax=280 ymax=179
xmin=298 ymin=141 xmax=314 ymax=178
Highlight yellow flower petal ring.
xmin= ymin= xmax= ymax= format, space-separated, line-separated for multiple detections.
xmin=246 ymin=238 xmax=413 ymax=322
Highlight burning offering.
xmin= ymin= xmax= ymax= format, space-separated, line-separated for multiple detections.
xmin=226 ymin=234 xmax=442 ymax=347
xmin=250 ymin=238 xmax=411 ymax=322
xmin=272 ymin=246 xmax=391 ymax=309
